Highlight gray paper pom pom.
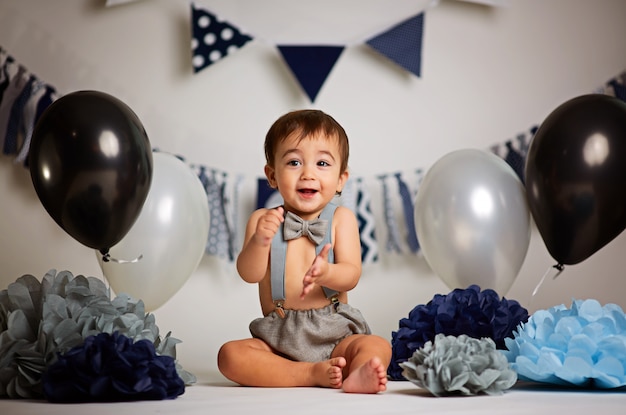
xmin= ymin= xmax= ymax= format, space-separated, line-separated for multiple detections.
xmin=0 ymin=270 xmax=194 ymax=399
xmin=400 ymin=333 xmax=517 ymax=396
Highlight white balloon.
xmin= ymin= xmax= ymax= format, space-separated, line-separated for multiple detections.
xmin=414 ymin=149 xmax=530 ymax=296
xmin=98 ymin=152 xmax=210 ymax=311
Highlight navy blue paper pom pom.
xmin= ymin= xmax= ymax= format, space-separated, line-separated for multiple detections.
xmin=43 ymin=332 xmax=185 ymax=402
xmin=389 ymin=285 xmax=528 ymax=380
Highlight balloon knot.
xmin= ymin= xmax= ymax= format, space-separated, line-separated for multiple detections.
xmin=553 ymin=263 xmax=564 ymax=271
xmin=103 ymin=253 xmax=143 ymax=264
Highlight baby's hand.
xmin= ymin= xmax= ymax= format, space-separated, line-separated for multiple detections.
xmin=254 ymin=206 xmax=284 ymax=246
xmin=301 ymin=243 xmax=331 ymax=299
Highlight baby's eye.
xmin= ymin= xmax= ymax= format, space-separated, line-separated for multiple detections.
xmin=287 ymin=160 xmax=301 ymax=166
xmin=317 ymin=160 xmax=330 ymax=167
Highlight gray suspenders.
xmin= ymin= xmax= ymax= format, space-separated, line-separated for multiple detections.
xmin=270 ymin=203 xmax=339 ymax=310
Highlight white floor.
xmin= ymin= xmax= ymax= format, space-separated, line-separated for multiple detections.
xmin=1 ymin=372 xmax=626 ymax=415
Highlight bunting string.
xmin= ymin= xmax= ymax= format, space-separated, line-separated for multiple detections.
xmin=2 ymin=43 xmax=626 ymax=264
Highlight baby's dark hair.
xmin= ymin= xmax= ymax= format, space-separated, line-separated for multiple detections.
xmin=264 ymin=109 xmax=349 ymax=173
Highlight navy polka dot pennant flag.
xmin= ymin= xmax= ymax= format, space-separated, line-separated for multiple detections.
xmin=191 ymin=3 xmax=253 ymax=74
xmin=277 ymin=45 xmax=345 ymax=102
xmin=366 ymin=13 xmax=424 ymax=77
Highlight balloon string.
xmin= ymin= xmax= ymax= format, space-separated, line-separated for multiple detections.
xmin=530 ymin=263 xmax=564 ymax=304
xmin=101 ymin=253 xmax=143 ymax=264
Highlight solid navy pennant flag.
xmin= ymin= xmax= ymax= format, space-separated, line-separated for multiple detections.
xmin=277 ymin=45 xmax=344 ymax=102
xmin=504 ymin=139 xmax=526 ymax=184
xmin=491 ymin=132 xmax=532 ymax=184
xmin=366 ymin=13 xmax=424 ymax=77
xmin=608 ymin=76 xmax=626 ymax=102
xmin=394 ymin=171 xmax=421 ymax=254
xmin=256 ymin=178 xmax=283 ymax=209
xmin=191 ymin=3 xmax=253 ymax=73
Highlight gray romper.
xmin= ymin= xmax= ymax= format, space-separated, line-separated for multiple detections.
xmin=249 ymin=203 xmax=371 ymax=362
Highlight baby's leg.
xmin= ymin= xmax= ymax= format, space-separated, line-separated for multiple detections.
xmin=332 ymin=334 xmax=391 ymax=394
xmin=218 ymin=338 xmax=346 ymax=388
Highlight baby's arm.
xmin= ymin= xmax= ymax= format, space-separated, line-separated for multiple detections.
xmin=301 ymin=206 xmax=362 ymax=298
xmin=236 ymin=206 xmax=284 ymax=283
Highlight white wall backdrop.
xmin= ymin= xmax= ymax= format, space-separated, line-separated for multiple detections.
xmin=2 ymin=0 xmax=626 ymax=375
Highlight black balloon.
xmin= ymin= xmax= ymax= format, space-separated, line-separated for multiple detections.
xmin=29 ymin=90 xmax=153 ymax=254
xmin=525 ymin=94 xmax=626 ymax=265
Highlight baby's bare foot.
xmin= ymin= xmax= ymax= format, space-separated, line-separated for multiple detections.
xmin=312 ymin=357 xmax=346 ymax=388
xmin=342 ymin=357 xmax=387 ymax=394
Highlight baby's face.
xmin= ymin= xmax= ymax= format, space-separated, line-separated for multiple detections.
xmin=265 ymin=131 xmax=347 ymax=220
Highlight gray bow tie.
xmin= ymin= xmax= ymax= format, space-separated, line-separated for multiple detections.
xmin=283 ymin=211 xmax=328 ymax=245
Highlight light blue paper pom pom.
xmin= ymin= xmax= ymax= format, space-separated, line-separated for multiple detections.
xmin=504 ymin=299 xmax=626 ymax=388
